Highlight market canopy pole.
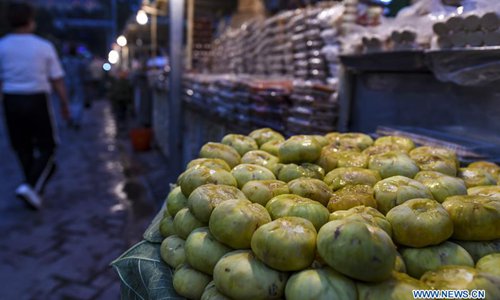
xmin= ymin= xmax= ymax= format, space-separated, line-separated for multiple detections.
xmin=169 ymin=0 xmax=185 ymax=176
xmin=110 ymin=0 xmax=117 ymax=49
xmin=186 ymin=0 xmax=194 ymax=70
xmin=151 ymin=13 xmax=158 ymax=57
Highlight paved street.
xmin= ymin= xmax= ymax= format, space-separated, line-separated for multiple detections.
xmin=0 ymin=99 xmax=168 ymax=299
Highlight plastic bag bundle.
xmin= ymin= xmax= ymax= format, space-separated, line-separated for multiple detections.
xmin=286 ymin=80 xmax=338 ymax=135
xmin=290 ymin=8 xmax=330 ymax=83
xmin=264 ymin=10 xmax=297 ymax=77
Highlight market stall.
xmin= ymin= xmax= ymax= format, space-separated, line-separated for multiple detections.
xmin=112 ymin=1 xmax=500 ymax=299
xmin=135 ymin=0 xmax=500 ymax=165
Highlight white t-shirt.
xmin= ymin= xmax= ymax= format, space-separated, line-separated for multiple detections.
xmin=0 ymin=33 xmax=65 ymax=94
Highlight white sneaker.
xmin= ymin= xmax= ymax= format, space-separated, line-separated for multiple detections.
xmin=15 ymin=184 xmax=43 ymax=210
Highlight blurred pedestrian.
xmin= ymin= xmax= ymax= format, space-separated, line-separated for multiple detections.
xmin=109 ymin=70 xmax=133 ymax=122
xmin=86 ymin=56 xmax=105 ymax=104
xmin=62 ymin=43 xmax=86 ymax=129
xmin=0 ymin=2 xmax=70 ymax=210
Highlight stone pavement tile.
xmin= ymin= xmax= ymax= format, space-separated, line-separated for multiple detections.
xmin=28 ymin=277 xmax=62 ymax=300
xmin=0 ymin=235 xmax=40 ymax=254
xmin=126 ymin=148 xmax=171 ymax=206
xmin=27 ymin=221 xmax=59 ymax=239
xmin=48 ymin=256 xmax=90 ymax=283
xmin=0 ymin=204 xmax=40 ymax=227
xmin=0 ymin=264 xmax=29 ymax=298
xmin=0 ymin=135 xmax=23 ymax=211
xmin=105 ymin=215 xmax=127 ymax=228
xmin=94 ymin=281 xmax=120 ymax=300
xmin=90 ymin=269 xmax=116 ymax=290
xmin=62 ymin=220 xmax=93 ymax=236
xmin=54 ymin=283 xmax=100 ymax=300
xmin=43 ymin=213 xmax=78 ymax=227
xmin=24 ymin=239 xmax=60 ymax=257
xmin=1 ymin=253 xmax=39 ymax=272
xmin=92 ymin=246 xmax=125 ymax=272
xmin=39 ymin=249 xmax=66 ymax=265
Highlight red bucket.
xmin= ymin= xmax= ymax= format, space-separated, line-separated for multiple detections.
xmin=129 ymin=128 xmax=153 ymax=151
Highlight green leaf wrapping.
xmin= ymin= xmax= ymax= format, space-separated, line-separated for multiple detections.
xmin=143 ymin=206 xmax=166 ymax=243
xmin=111 ymin=241 xmax=184 ymax=300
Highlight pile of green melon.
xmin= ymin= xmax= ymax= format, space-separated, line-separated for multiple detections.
xmin=159 ymin=128 xmax=500 ymax=300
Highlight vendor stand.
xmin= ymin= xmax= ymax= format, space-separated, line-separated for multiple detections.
xmin=112 ymin=0 xmax=500 ymax=298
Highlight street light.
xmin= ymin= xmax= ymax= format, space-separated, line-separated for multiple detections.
xmin=108 ymin=50 xmax=119 ymax=64
xmin=103 ymin=63 xmax=112 ymax=71
xmin=136 ymin=9 xmax=148 ymax=25
xmin=117 ymin=35 xmax=127 ymax=47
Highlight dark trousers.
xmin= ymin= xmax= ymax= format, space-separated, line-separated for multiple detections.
xmin=2 ymin=93 xmax=57 ymax=193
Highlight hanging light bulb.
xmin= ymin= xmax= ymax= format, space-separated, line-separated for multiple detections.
xmin=136 ymin=9 xmax=148 ymax=25
xmin=108 ymin=50 xmax=119 ymax=64
xmin=117 ymin=35 xmax=127 ymax=47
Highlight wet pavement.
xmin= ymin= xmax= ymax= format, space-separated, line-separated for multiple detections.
xmin=0 ymin=99 xmax=169 ymax=299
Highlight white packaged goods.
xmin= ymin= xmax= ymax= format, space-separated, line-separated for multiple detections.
xmin=339 ymin=0 xmax=500 ymax=53
xmin=207 ymin=2 xmax=346 ymax=83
